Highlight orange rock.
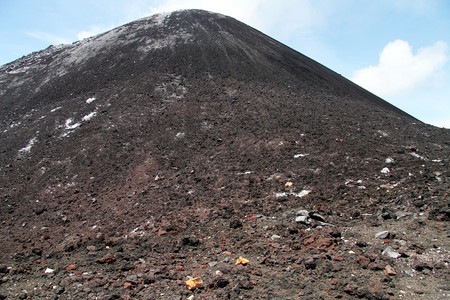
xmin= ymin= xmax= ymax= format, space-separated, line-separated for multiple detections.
xmin=185 ymin=277 xmax=203 ymax=290
xmin=66 ymin=264 xmax=77 ymax=271
xmin=235 ymin=257 xmax=250 ymax=265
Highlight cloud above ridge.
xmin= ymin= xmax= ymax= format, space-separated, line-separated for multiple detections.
xmin=351 ymin=40 xmax=448 ymax=97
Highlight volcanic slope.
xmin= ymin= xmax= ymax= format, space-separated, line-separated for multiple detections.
xmin=0 ymin=9 xmax=449 ymax=299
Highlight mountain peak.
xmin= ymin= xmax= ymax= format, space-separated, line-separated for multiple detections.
xmin=0 ymin=10 xmax=449 ymax=299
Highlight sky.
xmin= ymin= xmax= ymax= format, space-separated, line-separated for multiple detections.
xmin=1 ymin=0 xmax=449 ymax=128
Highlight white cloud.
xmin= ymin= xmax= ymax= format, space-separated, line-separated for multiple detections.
xmin=27 ymin=31 xmax=71 ymax=45
xmin=351 ymin=40 xmax=448 ymax=97
xmin=77 ymin=25 xmax=112 ymax=40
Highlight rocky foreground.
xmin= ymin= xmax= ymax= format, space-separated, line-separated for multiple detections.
xmin=1 ymin=195 xmax=449 ymax=299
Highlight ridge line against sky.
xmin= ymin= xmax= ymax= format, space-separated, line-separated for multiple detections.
xmin=0 ymin=0 xmax=449 ymax=128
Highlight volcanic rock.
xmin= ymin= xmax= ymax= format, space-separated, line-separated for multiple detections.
xmin=0 ymin=9 xmax=449 ymax=299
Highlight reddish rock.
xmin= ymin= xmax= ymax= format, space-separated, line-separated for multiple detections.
xmin=384 ymin=265 xmax=396 ymax=276
xmin=96 ymin=257 xmax=117 ymax=264
xmin=357 ymin=256 xmax=371 ymax=268
xmin=123 ymin=282 xmax=134 ymax=289
xmin=176 ymin=266 xmax=185 ymax=271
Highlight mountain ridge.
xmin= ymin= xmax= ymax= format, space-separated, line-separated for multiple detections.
xmin=1 ymin=9 xmax=413 ymax=120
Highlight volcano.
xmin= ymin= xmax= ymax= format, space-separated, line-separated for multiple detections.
xmin=0 ymin=9 xmax=449 ymax=299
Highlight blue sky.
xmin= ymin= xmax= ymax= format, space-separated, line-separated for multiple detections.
xmin=1 ymin=0 xmax=449 ymax=127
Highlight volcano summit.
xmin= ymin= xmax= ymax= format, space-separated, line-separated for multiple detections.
xmin=0 ymin=9 xmax=449 ymax=299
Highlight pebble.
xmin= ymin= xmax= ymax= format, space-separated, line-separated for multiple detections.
xmin=296 ymin=210 xmax=309 ymax=217
xmin=295 ymin=215 xmax=310 ymax=224
xmin=395 ymin=211 xmax=412 ymax=220
xmin=384 ymin=265 xmax=396 ymax=275
xmin=381 ymin=167 xmax=390 ymax=174
xmin=304 ymin=258 xmax=316 ymax=270
xmin=208 ymin=261 xmax=218 ymax=267
xmin=382 ymin=246 xmax=401 ymax=259
xmin=230 ymin=219 xmax=243 ymax=229
xmin=309 ymin=212 xmax=326 ymax=222
xmin=375 ymin=231 xmax=390 ymax=239
xmin=126 ymin=275 xmax=137 ymax=282
xmin=86 ymin=245 xmax=97 ymax=252
xmin=357 ymin=256 xmax=371 ymax=268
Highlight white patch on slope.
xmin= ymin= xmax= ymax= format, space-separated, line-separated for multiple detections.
xmin=50 ymin=106 xmax=62 ymax=112
xmin=275 ymin=190 xmax=311 ymax=198
xmin=60 ymin=108 xmax=98 ymax=137
xmin=82 ymin=111 xmax=97 ymax=122
xmin=410 ymin=152 xmax=428 ymax=161
xmin=64 ymin=118 xmax=81 ymax=130
xmin=137 ymin=31 xmax=193 ymax=53
xmin=0 ymin=11 xmax=193 ymax=97
xmin=18 ymin=137 xmax=38 ymax=155
xmin=86 ymin=97 xmax=96 ymax=104
xmin=154 ymin=12 xmax=171 ymax=26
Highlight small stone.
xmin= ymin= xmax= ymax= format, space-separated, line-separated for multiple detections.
xmin=185 ymin=277 xmax=203 ymax=290
xmin=382 ymin=246 xmax=400 ymax=259
xmin=357 ymin=256 xmax=371 ymax=268
xmin=369 ymin=261 xmax=386 ymax=271
xmin=309 ymin=212 xmax=325 ymax=222
xmin=123 ymin=282 xmax=133 ymax=289
xmin=412 ymin=261 xmax=431 ymax=271
xmin=251 ymin=269 xmax=263 ymax=276
xmin=296 ymin=210 xmax=309 ymax=216
xmin=32 ymin=247 xmax=42 ymax=256
xmin=143 ymin=274 xmax=156 ymax=284
xmin=235 ymin=257 xmax=250 ymax=266
xmin=295 ymin=215 xmax=310 ymax=224
xmin=304 ymin=257 xmax=316 ymax=270
xmin=405 ymin=269 xmax=416 ymax=277
xmin=230 ymin=219 xmax=243 ymax=229
xmin=209 ymin=271 xmax=229 ymax=289
xmin=271 ymin=234 xmax=281 ymax=240
xmin=384 ymin=265 xmax=396 ymax=275
xmin=86 ymin=245 xmax=97 ymax=252
xmin=381 ymin=167 xmax=390 ymax=174
xmin=208 ymin=262 xmax=217 ymax=268
xmin=395 ymin=211 xmax=412 ymax=219
xmin=356 ymin=240 xmax=367 ymax=247
xmin=66 ymin=264 xmax=77 ymax=271
xmin=44 ymin=268 xmax=54 ymax=274
xmin=329 ymin=227 xmax=341 ymax=238
xmin=375 ymin=231 xmax=390 ymax=239
xmin=96 ymin=256 xmax=116 ymax=264
xmin=180 ymin=237 xmax=200 ymax=247
xmin=385 ymin=157 xmax=395 ymax=164
xmin=126 ymin=275 xmax=138 ymax=282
